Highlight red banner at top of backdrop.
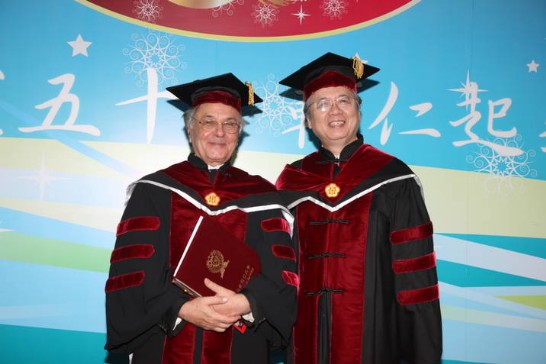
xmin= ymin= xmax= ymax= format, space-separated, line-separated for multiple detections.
xmin=82 ymin=0 xmax=418 ymax=40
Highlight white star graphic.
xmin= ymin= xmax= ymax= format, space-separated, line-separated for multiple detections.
xmin=68 ymin=34 xmax=92 ymax=57
xmin=527 ymin=60 xmax=539 ymax=72
xmin=292 ymin=5 xmax=310 ymax=25
xmin=19 ymin=156 xmax=67 ymax=200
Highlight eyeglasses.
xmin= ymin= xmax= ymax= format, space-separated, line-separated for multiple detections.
xmin=194 ymin=118 xmax=241 ymax=134
xmin=311 ymin=95 xmax=356 ymax=113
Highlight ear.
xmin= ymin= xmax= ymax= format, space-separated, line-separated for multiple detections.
xmin=305 ymin=117 xmax=312 ymax=129
xmin=186 ymin=126 xmax=193 ymax=144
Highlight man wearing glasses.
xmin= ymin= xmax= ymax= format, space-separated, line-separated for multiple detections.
xmin=276 ymin=53 xmax=443 ymax=364
xmin=105 ymin=73 xmax=298 ymax=363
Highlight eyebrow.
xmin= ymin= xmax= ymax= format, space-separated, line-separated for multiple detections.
xmin=315 ymin=94 xmax=351 ymax=101
xmin=197 ymin=115 xmax=239 ymax=122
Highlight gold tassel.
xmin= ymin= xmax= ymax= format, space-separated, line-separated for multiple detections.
xmin=245 ymin=81 xmax=255 ymax=105
xmin=352 ymin=55 xmax=364 ymax=79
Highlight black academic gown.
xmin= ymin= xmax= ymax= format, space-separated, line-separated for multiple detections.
xmin=105 ymin=154 xmax=298 ymax=364
xmin=276 ymin=138 xmax=442 ymax=364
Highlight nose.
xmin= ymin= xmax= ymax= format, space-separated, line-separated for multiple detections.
xmin=213 ymin=122 xmax=226 ymax=136
xmin=328 ymin=100 xmax=343 ymax=113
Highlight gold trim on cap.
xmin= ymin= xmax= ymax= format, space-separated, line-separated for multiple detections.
xmin=245 ymin=81 xmax=255 ymax=105
xmin=352 ymin=55 xmax=364 ymax=79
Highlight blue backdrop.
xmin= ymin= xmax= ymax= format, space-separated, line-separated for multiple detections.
xmin=1 ymin=0 xmax=545 ymax=363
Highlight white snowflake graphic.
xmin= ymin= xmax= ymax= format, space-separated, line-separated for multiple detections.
xmin=212 ymin=0 xmax=244 ymax=17
xmin=254 ymin=74 xmax=303 ymax=137
xmin=467 ymin=135 xmax=537 ymax=192
xmin=321 ymin=0 xmax=348 ymax=19
xmin=123 ymin=32 xmax=186 ymax=87
xmin=252 ymin=2 xmax=280 ymax=27
xmin=133 ymin=0 xmax=163 ymax=23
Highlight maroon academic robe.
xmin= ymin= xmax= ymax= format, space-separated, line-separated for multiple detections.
xmin=105 ymin=154 xmax=298 ymax=364
xmin=276 ymin=140 xmax=442 ymax=364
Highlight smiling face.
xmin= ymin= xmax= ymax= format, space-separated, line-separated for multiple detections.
xmin=187 ymin=102 xmax=242 ymax=167
xmin=305 ymin=86 xmax=361 ymax=156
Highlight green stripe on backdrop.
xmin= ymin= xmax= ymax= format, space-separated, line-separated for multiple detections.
xmin=0 ymin=231 xmax=110 ymax=272
xmin=499 ymin=295 xmax=546 ymax=311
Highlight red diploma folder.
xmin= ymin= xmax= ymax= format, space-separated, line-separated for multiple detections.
xmin=172 ymin=215 xmax=261 ymax=297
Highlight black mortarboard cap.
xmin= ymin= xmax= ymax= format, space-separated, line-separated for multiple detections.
xmin=279 ymin=52 xmax=380 ymax=100
xmin=166 ymin=73 xmax=263 ymax=112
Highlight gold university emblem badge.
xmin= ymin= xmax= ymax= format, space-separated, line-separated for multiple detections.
xmin=324 ymin=183 xmax=340 ymax=198
xmin=205 ymin=192 xmax=220 ymax=206
xmin=207 ymin=249 xmax=229 ymax=278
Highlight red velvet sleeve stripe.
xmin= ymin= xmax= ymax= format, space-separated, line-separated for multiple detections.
xmin=272 ymin=244 xmax=296 ymax=261
xmin=110 ymin=244 xmax=155 ymax=263
xmin=116 ymin=216 xmax=160 ymax=237
xmin=393 ymin=252 xmax=436 ymax=274
xmin=105 ymin=271 xmax=145 ymax=292
xmin=261 ymin=218 xmax=291 ymax=234
xmin=282 ymin=270 xmax=300 ymax=288
xmin=390 ymin=221 xmax=433 ymax=244
xmin=398 ymin=284 xmax=439 ymax=305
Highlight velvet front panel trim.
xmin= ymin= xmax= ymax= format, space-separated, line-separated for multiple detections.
xmin=293 ymin=193 xmax=372 ymax=364
xmin=162 ymin=193 xmax=247 ymax=362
